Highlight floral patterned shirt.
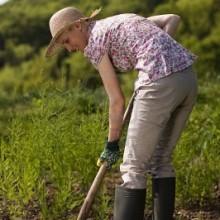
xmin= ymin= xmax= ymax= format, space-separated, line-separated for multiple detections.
xmin=83 ymin=13 xmax=197 ymax=90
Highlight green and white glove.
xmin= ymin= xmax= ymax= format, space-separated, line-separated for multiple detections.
xmin=97 ymin=139 xmax=120 ymax=169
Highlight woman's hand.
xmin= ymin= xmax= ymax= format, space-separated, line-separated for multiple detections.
xmin=97 ymin=139 xmax=120 ymax=169
xmin=147 ymin=14 xmax=181 ymax=37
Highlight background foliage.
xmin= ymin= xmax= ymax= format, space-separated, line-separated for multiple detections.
xmin=0 ymin=0 xmax=219 ymax=219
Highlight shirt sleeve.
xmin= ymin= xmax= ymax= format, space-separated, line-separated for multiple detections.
xmin=84 ymin=31 xmax=110 ymax=69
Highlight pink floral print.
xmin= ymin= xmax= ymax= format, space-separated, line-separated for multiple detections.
xmin=83 ymin=13 xmax=197 ymax=90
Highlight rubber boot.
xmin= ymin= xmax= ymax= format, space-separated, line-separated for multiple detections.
xmin=152 ymin=177 xmax=176 ymax=220
xmin=113 ymin=185 xmax=146 ymax=220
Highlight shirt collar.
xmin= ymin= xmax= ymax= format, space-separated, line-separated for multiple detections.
xmin=83 ymin=20 xmax=96 ymax=57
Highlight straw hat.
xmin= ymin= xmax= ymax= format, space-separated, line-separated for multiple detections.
xmin=45 ymin=7 xmax=101 ymax=57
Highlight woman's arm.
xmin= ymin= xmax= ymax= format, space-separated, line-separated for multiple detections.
xmin=97 ymin=52 xmax=125 ymax=141
xmin=147 ymin=14 xmax=181 ymax=37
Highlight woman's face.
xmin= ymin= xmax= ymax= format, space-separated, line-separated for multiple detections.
xmin=57 ymin=22 xmax=88 ymax=53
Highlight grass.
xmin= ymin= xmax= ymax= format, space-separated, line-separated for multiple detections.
xmin=0 ymin=77 xmax=219 ymax=219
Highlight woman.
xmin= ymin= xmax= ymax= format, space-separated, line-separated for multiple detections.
xmin=46 ymin=6 xmax=197 ymax=220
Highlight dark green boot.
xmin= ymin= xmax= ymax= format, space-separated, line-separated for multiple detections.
xmin=113 ymin=185 xmax=146 ymax=220
xmin=152 ymin=177 xmax=176 ymax=220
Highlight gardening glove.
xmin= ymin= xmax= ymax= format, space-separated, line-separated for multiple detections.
xmin=97 ymin=139 xmax=120 ymax=169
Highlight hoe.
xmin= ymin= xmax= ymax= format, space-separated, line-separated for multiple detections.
xmin=77 ymin=93 xmax=135 ymax=220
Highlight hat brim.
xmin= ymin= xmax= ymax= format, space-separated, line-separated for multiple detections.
xmin=45 ymin=8 xmax=102 ymax=57
xmin=45 ymin=22 xmax=75 ymax=57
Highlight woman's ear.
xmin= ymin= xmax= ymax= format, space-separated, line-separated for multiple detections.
xmin=68 ymin=24 xmax=75 ymax=32
xmin=73 ymin=21 xmax=82 ymax=31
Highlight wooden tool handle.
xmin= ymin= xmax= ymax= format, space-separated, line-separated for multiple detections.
xmin=77 ymin=93 xmax=135 ymax=220
xmin=77 ymin=161 xmax=108 ymax=220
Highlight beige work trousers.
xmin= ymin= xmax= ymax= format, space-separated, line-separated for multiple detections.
xmin=120 ymin=66 xmax=198 ymax=189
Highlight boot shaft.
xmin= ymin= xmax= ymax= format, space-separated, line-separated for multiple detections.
xmin=114 ymin=186 xmax=146 ymax=220
xmin=152 ymin=177 xmax=176 ymax=220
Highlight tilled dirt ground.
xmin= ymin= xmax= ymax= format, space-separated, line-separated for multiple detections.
xmin=0 ymin=199 xmax=219 ymax=220
xmin=0 ymin=171 xmax=219 ymax=220
xmin=105 ymin=172 xmax=220 ymax=220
